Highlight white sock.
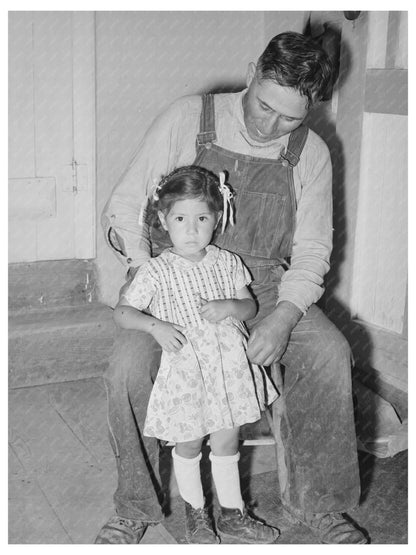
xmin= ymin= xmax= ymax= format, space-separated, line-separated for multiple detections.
xmin=210 ymin=452 xmax=244 ymax=512
xmin=172 ymin=448 xmax=204 ymax=509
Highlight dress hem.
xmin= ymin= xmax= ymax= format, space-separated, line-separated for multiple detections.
xmin=143 ymin=408 xmax=276 ymax=443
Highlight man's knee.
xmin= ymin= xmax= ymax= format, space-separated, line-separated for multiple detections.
xmin=309 ymin=326 xmax=354 ymax=395
xmin=301 ymin=306 xmax=352 ymax=366
xmin=106 ymin=327 xmax=162 ymax=388
xmin=322 ymin=326 xmax=352 ymax=365
xmin=288 ymin=306 xmax=353 ymax=388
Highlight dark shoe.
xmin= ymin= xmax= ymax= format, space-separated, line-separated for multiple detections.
xmin=217 ymin=506 xmax=280 ymax=544
xmin=94 ymin=515 xmax=148 ymax=544
xmin=184 ymin=501 xmax=220 ymax=544
xmin=283 ymin=506 xmax=369 ymax=544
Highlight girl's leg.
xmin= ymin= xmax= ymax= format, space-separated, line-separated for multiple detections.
xmin=209 ymin=427 xmax=244 ymax=512
xmin=174 ymin=438 xmax=219 ymax=544
xmin=210 ymin=427 xmax=279 ymax=544
xmin=173 ymin=438 xmax=204 ymax=509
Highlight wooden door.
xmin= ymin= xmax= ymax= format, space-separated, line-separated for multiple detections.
xmin=8 ymin=11 xmax=96 ymax=262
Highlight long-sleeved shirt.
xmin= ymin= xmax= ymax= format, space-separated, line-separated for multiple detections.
xmin=102 ymin=90 xmax=333 ymax=314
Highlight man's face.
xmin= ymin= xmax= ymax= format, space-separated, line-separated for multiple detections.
xmin=243 ymin=63 xmax=309 ymax=143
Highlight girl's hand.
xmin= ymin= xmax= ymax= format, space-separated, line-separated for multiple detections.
xmin=150 ymin=321 xmax=187 ymax=352
xmin=199 ymin=298 xmax=231 ymax=322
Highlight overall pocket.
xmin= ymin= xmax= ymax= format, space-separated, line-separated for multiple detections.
xmin=218 ymin=190 xmax=287 ymax=259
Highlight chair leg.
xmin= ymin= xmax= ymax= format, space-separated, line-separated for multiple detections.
xmin=266 ymin=363 xmax=289 ymax=500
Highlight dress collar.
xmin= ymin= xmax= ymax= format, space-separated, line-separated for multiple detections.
xmin=163 ymin=244 xmax=220 ymax=269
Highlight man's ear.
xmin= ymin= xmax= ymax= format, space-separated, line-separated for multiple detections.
xmin=158 ymin=210 xmax=168 ymax=231
xmin=246 ymin=62 xmax=257 ymax=88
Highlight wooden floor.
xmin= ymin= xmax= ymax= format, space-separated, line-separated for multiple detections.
xmin=9 ymin=377 xmax=408 ymax=544
xmin=8 ymin=377 xmax=276 ymax=544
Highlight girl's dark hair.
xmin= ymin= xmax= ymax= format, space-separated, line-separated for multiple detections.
xmin=147 ymin=165 xmax=223 ymax=228
xmin=257 ymin=31 xmax=333 ymax=107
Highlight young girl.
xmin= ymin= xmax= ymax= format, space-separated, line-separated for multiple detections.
xmin=113 ymin=166 xmax=279 ymax=544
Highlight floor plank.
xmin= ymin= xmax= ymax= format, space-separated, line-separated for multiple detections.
xmin=9 ymin=382 xmax=116 ymax=543
xmin=9 ymin=445 xmax=72 ymax=544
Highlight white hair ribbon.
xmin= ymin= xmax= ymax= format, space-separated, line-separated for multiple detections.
xmin=218 ymin=171 xmax=234 ymax=233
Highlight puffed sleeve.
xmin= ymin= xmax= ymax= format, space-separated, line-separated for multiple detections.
xmin=230 ymin=253 xmax=252 ymax=291
xmin=122 ymin=263 xmax=158 ymax=310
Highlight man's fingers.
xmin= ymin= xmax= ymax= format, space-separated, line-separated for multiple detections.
xmin=246 ymin=333 xmax=261 ymax=356
xmin=247 ymin=335 xmax=279 ymax=365
xmin=263 ymin=352 xmax=281 ymax=366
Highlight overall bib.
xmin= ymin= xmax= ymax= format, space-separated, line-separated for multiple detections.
xmin=107 ymin=94 xmax=360 ymax=522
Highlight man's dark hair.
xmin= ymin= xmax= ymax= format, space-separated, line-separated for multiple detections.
xmin=257 ymin=31 xmax=333 ymax=107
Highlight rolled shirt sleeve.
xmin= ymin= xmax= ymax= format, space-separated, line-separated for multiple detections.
xmin=101 ymin=97 xmax=199 ymax=268
xmin=277 ymin=132 xmax=333 ymax=314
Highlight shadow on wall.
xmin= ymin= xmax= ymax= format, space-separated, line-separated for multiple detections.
xmin=303 ymin=23 xmax=407 ymax=460
xmin=203 ymin=81 xmax=246 ymax=95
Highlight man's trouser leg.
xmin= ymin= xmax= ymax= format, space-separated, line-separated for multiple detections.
xmin=103 ymin=327 xmax=163 ymax=523
xmin=277 ymin=304 xmax=360 ymax=513
xmin=247 ymin=283 xmax=361 ymax=515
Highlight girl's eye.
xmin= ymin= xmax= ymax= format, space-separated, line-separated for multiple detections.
xmin=175 ymin=216 xmax=184 ymax=222
xmin=199 ymin=216 xmax=207 ymax=222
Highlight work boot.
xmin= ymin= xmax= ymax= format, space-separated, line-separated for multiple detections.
xmin=184 ymin=501 xmax=220 ymax=544
xmin=217 ymin=506 xmax=280 ymax=544
xmin=94 ymin=515 xmax=148 ymax=543
xmin=283 ymin=506 xmax=369 ymax=544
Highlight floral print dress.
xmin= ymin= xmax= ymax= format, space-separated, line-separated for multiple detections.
xmin=123 ymin=245 xmax=278 ymax=442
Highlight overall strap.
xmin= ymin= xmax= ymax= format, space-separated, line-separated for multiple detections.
xmin=196 ymin=93 xmax=217 ymax=146
xmin=280 ymin=124 xmax=309 ymax=167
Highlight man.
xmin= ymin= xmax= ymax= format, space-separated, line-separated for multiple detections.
xmin=97 ymin=31 xmax=369 ymax=544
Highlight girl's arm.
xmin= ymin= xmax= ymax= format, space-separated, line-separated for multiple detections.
xmin=114 ymin=298 xmax=187 ymax=351
xmin=114 ymin=299 xmax=159 ymax=333
xmin=199 ymin=286 xmax=257 ymax=323
xmin=228 ymin=285 xmax=257 ymax=320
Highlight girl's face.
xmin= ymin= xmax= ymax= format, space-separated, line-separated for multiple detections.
xmin=158 ymin=198 xmax=221 ymax=262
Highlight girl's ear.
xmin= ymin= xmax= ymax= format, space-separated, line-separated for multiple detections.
xmin=158 ymin=210 xmax=168 ymax=231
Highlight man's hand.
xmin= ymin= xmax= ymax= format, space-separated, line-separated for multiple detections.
xmin=199 ymin=298 xmax=231 ymax=322
xmin=150 ymin=321 xmax=187 ymax=352
xmin=247 ymin=301 xmax=303 ymax=366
